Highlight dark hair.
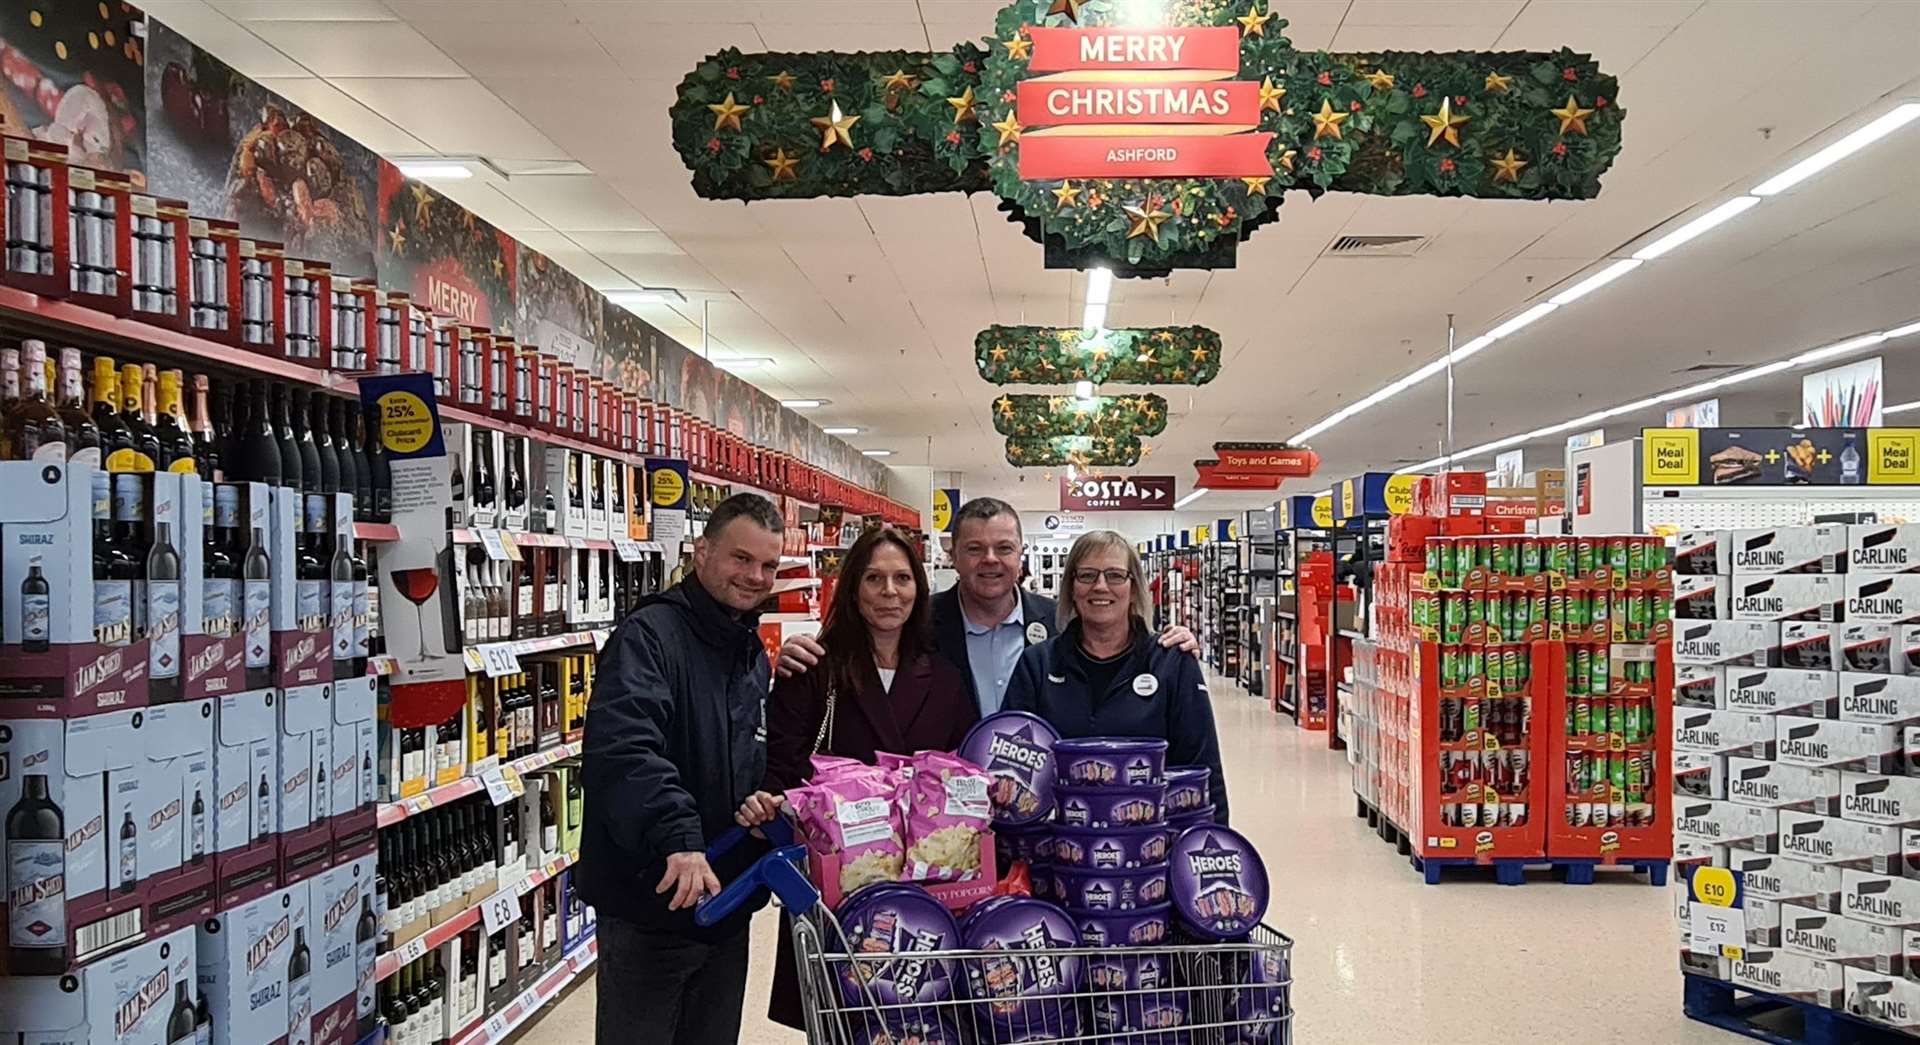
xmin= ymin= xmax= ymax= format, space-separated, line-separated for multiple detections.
xmin=704 ymin=492 xmax=782 ymax=539
xmin=953 ymin=496 xmax=1021 ymax=539
xmin=816 ymin=526 xmax=932 ymax=695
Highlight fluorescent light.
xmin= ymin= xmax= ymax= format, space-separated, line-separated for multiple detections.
xmin=1174 ymin=489 xmax=1207 ymax=508
xmin=1082 ymin=303 xmax=1107 ymax=331
xmin=1486 ymin=302 xmax=1559 ymax=340
xmin=712 ymin=356 xmax=774 ymax=370
xmin=1789 ymin=333 xmax=1887 ymax=366
xmin=396 ymin=162 xmax=473 ymax=179
xmin=861 ymin=449 xmax=893 ymax=457
xmin=822 ymin=426 xmax=861 ymax=435
xmin=1074 ymin=380 xmax=1094 ymax=399
xmin=1086 ymin=268 xmax=1113 ymax=306
xmin=1887 ymin=320 xmax=1920 ymax=339
xmin=1631 ymin=196 xmax=1760 ymax=260
xmin=1450 ymin=335 xmax=1497 ymax=363
xmin=1549 ymin=259 xmax=1644 ymax=305
xmin=605 ymin=287 xmax=686 ymax=306
xmin=781 ymin=399 xmax=827 ymax=408
xmin=1887 ymin=401 xmax=1920 ymax=415
xmin=1752 ymin=102 xmax=1920 ymax=196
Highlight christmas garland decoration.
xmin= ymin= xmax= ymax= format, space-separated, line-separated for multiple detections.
xmin=670 ymin=1 xmax=1623 ymax=272
xmin=1006 ymin=435 xmax=1143 ymax=468
xmin=975 ymin=325 xmax=1221 ymax=386
xmin=992 ymin=393 xmax=1168 ymax=438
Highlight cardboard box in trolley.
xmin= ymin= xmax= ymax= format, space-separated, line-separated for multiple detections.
xmin=1731 ymin=525 xmax=1848 ymax=576
xmin=197 ymin=880 xmax=311 ymax=1045
xmin=1729 ymin=948 xmax=1844 ymax=1005
xmin=1840 ymin=869 xmax=1920 ymax=929
xmin=1675 ymin=799 xmax=1779 ymax=851
xmin=1675 ymin=753 xmax=1726 ymax=800
xmin=1725 ymin=669 xmax=1839 ymax=719
xmin=0 ymin=924 xmax=197 ymax=1045
xmin=1726 ymin=757 xmax=1841 ymax=815
xmin=1674 ymin=574 xmax=1730 ymax=620
xmin=1843 ymin=968 xmax=1920 ymax=1032
xmin=1674 ymin=620 xmax=1780 ymax=667
xmin=1676 ymin=530 xmax=1730 ymax=576
xmin=1778 ymin=810 xmax=1901 ymax=872
xmin=1784 ymin=623 xmax=1848 ymax=671
xmin=1849 ymin=525 xmax=1920 ymax=575
xmin=1677 ymin=665 xmax=1726 ymax=710
xmin=1732 ymin=575 xmax=1846 ymax=622
xmin=1776 ymin=716 xmax=1903 ymax=774
xmin=1729 ymin=847 xmax=1839 ymax=910
xmin=1839 ymin=772 xmax=1920 ymax=828
xmin=1779 ymin=902 xmax=1903 ymax=973
xmin=1840 ymin=672 xmax=1920 ymax=728
xmin=1846 ymin=575 xmax=1920 ymax=626
xmin=1674 ymin=708 xmax=1777 ymax=759
xmin=1838 ymin=623 xmax=1898 ymax=674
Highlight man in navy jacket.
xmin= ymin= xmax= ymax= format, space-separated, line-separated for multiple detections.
xmin=579 ymin=493 xmax=786 ymax=1045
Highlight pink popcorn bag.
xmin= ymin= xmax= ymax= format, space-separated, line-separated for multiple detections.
xmin=901 ymin=750 xmax=993 ymax=884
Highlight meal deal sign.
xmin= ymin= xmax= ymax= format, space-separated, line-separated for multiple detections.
xmin=1018 ymin=26 xmax=1274 ymax=180
xmin=1061 ymin=474 xmax=1177 ymax=511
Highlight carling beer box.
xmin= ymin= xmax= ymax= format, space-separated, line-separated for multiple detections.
xmin=1730 ymin=525 xmax=1848 ymax=576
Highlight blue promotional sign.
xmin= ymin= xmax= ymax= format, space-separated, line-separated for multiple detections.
xmin=357 ymin=372 xmax=447 ymax=461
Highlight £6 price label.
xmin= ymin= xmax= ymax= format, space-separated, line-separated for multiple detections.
xmin=481 ymin=890 xmax=521 ymax=935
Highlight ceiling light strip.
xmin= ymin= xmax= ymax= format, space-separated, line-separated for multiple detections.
xmin=1290 ymin=100 xmax=1920 ymax=449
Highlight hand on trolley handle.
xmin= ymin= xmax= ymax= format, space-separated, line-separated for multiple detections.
xmin=692 ymin=810 xmax=820 ymax=927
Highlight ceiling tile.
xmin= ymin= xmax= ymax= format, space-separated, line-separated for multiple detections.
xmin=246 ymin=20 xmax=467 ymax=77
xmin=252 ymin=76 xmax=431 ymax=153
xmin=408 ymin=21 xmax=623 ymax=78
xmin=329 ymin=76 xmax=565 ymax=156
xmin=1344 ymin=1 xmax=1529 ymax=27
xmin=383 ymin=0 xmax=574 ymax=22
xmin=563 ymin=230 xmax=681 ymax=254
xmin=496 ymin=176 xmax=654 ymax=231
xmin=139 ymin=1 xmax=311 ymax=78
xmin=210 ymin=0 xmax=397 ymax=20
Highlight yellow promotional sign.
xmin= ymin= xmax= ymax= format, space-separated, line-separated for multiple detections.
xmin=651 ymin=467 xmax=686 ymax=507
xmin=1338 ymin=480 xmax=1356 ymax=520
xmin=1870 ymin=430 xmax=1920 ymax=483
xmin=931 ymin=488 xmax=954 ymax=532
xmin=1192 ymin=525 xmax=1208 ymax=545
xmin=1310 ymin=495 xmax=1334 ymax=528
xmin=1228 ymin=520 xmax=1239 ymax=540
xmin=1385 ymin=473 xmax=1419 ymax=515
xmin=1641 ymin=428 xmax=1700 ymax=485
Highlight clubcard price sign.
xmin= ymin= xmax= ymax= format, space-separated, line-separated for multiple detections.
xmin=358 ymin=374 xmax=466 ymax=731
xmin=648 ymin=457 xmax=691 ymax=549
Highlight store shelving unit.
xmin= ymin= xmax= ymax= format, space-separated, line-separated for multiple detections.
xmin=1274 ymin=494 xmax=1332 ymax=726
xmin=1325 ymin=475 xmax=1402 ymax=751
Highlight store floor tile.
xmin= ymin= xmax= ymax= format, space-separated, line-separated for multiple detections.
xmin=522 ymin=674 xmax=1725 ymax=1044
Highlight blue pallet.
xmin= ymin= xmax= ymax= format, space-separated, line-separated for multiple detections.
xmin=1545 ymin=858 xmax=1668 ymax=886
xmin=1410 ymin=855 xmax=1532 ymax=886
xmin=1683 ymin=974 xmax=1915 ymax=1045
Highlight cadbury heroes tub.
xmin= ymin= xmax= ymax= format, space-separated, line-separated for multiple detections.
xmin=959 ymin=711 xmax=1061 ymax=827
xmin=1164 ymin=766 xmax=1212 ymax=815
xmin=960 ymin=897 xmax=1085 ymax=1032
xmin=1050 ymin=823 xmax=1170 ymax=870
xmin=1055 ymin=784 xmax=1165 ymax=828
xmin=1167 ymin=825 xmax=1269 ymax=940
xmin=1054 ymin=737 xmax=1168 ymax=789
xmin=1051 ymin=866 xmax=1169 ymax=911
xmin=1071 ymin=903 xmax=1171 ymax=948
xmin=835 ymin=884 xmax=964 ymax=1013
xmin=1087 ymin=952 xmax=1188 ymax=1041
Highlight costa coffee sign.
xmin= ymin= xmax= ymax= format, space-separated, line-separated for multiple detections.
xmin=1018 ymin=26 xmax=1273 ymax=180
xmin=1212 ymin=444 xmax=1320 ymax=476
xmin=1061 ymin=474 xmax=1176 ymax=511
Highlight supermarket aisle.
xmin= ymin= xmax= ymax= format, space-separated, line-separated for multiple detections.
xmin=525 ymin=676 xmax=1718 ymax=1044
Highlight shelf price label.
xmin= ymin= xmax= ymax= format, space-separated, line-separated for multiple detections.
xmin=397 ymin=933 xmax=429 ymax=966
xmin=481 ymin=890 xmax=522 ymax=935
xmin=591 ymin=629 xmax=611 ymax=652
xmin=479 ymin=529 xmax=510 ymax=561
xmin=463 ymin=647 xmax=486 ymax=673
xmin=481 ymin=766 xmax=524 ymax=806
xmin=482 ymin=1013 xmax=510 ymax=1042
xmin=613 ymin=538 xmax=644 ymax=562
xmin=479 ymin=644 xmax=522 ymax=678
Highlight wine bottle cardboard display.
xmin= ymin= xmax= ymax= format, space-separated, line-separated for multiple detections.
xmin=328 ymin=674 xmax=378 ymax=861
xmin=277 ymin=681 xmax=334 ymax=886
xmin=309 ymin=854 xmax=374 ymax=1045
xmin=195 ymin=880 xmax=310 ymax=1045
xmin=270 ymin=485 xmax=330 ymax=689
xmin=212 ymin=688 xmax=281 ymax=908
xmin=0 ymin=924 xmax=196 ymax=1045
xmin=136 ymin=698 xmax=218 ymax=940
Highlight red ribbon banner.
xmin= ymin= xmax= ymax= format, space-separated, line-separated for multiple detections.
xmin=1028 ymin=26 xmax=1241 ymax=74
xmin=1195 ymin=467 xmax=1283 ymax=490
xmin=1016 ymin=80 xmax=1261 ymax=128
xmin=1019 ymin=133 xmax=1275 ymax=180
xmin=1213 ymin=447 xmax=1320 ymax=476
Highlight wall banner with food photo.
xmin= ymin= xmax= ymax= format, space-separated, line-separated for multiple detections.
xmin=515 ymin=242 xmax=601 ymax=367
xmin=375 ymin=160 xmax=516 ymax=330
xmin=0 ymin=2 xmax=147 ymax=182
xmin=144 ymin=21 xmax=377 ymax=274
xmin=596 ymin=300 xmax=659 ymax=399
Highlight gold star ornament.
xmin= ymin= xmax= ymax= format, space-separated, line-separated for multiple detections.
xmin=1124 ymin=203 xmax=1170 ymax=243
xmin=1052 ymin=181 xmax=1082 ymax=207
xmin=1490 ymin=148 xmax=1527 ymax=183
xmin=1365 ymin=69 xmax=1395 ymax=91
xmin=1236 ymin=2 xmax=1273 ymax=35
xmin=1552 ymin=96 xmax=1595 ymax=136
xmin=409 ymin=182 xmax=434 ymax=223
xmin=1256 ymin=76 xmax=1286 ymax=114
xmin=1241 ymin=175 xmax=1271 ymax=195
xmin=1420 ymin=97 xmax=1471 ymax=148
xmin=763 ymin=147 xmax=800 ymax=181
xmin=1484 ymin=71 xmax=1514 ymax=93
xmin=1003 ymin=34 xmax=1031 ymax=60
xmin=387 ymin=221 xmax=406 ymax=254
xmin=1047 ymin=0 xmax=1086 ymax=22
xmin=768 ymin=70 xmax=797 ymax=91
xmin=989 ymin=344 xmax=1009 ymax=362
xmin=991 ymin=112 xmax=1023 ymax=147
xmin=879 ymin=69 xmax=916 ymax=91
xmin=1311 ymin=98 xmax=1349 ymax=140
xmin=708 ymin=92 xmax=750 ymax=133
xmin=811 ymin=101 xmax=860 ymax=151
xmin=1277 ymin=148 xmax=1297 ymax=172
xmin=947 ymin=86 xmax=978 ymax=124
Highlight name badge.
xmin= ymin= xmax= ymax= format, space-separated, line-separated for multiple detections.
xmin=1133 ymin=673 xmax=1159 ymax=697
xmin=1026 ymin=622 xmax=1049 ymax=645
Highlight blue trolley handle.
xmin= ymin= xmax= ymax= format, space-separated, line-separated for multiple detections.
xmin=692 ymin=814 xmax=820 ymax=927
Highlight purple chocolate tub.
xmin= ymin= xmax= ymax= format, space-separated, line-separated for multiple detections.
xmin=835 ymin=884 xmax=963 ymax=1011
xmin=1220 ymin=947 xmax=1292 ymax=1044
xmin=1050 ymin=823 xmax=1171 ymax=870
xmin=1055 ymin=784 xmax=1165 ymax=828
xmin=1053 ymin=866 xmax=1169 ymax=912
xmin=960 ymin=897 xmax=1085 ymax=1034
xmin=1072 ymin=903 xmax=1171 ymax=948
xmin=1055 ymin=737 xmax=1168 ymax=788
xmin=960 ymin=711 xmax=1061 ymax=827
xmin=1168 ymin=825 xmax=1268 ymax=941
xmin=1088 ymin=952 xmax=1188 ymax=1044
xmin=1164 ymin=766 xmax=1212 ymax=815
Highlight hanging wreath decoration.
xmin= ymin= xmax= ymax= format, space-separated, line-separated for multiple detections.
xmin=975 ymin=325 xmax=1221 ymax=386
xmin=991 ymin=392 xmax=1168 ymax=438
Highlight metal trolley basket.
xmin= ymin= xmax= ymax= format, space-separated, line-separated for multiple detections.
xmin=697 ymin=822 xmax=1295 ymax=1044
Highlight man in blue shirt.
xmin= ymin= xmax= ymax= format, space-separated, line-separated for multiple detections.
xmin=777 ymin=497 xmax=1195 ymax=711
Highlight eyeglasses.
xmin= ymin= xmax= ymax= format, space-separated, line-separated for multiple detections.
xmin=1073 ymin=568 xmax=1133 ymax=588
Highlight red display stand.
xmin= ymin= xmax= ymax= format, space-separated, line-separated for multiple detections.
xmin=1410 ymin=640 xmax=1549 ymax=868
xmin=1543 ymin=640 xmax=1675 ymax=868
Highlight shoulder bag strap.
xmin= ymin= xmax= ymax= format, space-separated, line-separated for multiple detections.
xmin=811 ymin=680 xmax=838 ymax=757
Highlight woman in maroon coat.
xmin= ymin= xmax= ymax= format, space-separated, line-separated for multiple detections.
xmin=760 ymin=525 xmax=978 ymax=1029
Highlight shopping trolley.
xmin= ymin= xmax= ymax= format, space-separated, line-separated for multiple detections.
xmin=695 ymin=819 xmax=1295 ymax=1044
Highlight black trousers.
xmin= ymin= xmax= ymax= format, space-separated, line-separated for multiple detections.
xmin=595 ymin=915 xmax=751 ymax=1045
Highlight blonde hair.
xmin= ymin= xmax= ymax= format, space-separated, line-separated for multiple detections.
xmin=1058 ymin=529 xmax=1151 ymax=630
